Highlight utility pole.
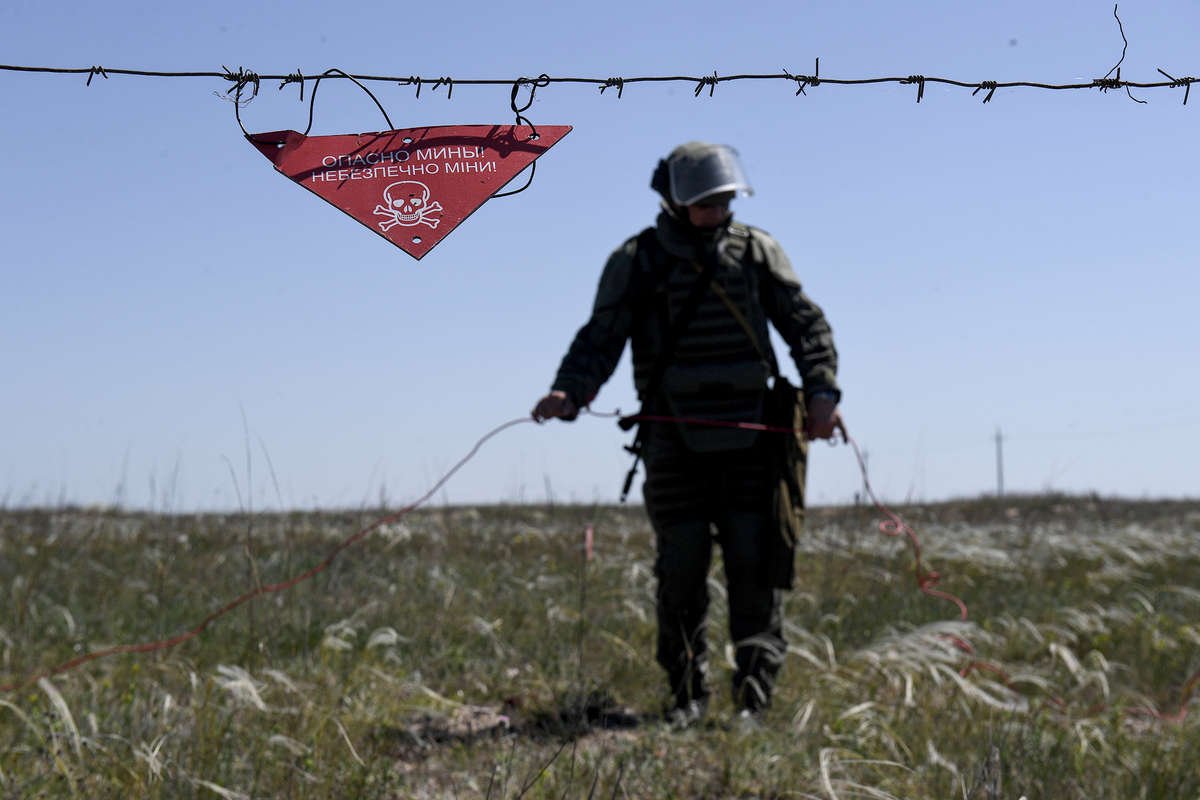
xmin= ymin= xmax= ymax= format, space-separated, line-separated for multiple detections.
xmin=994 ymin=427 xmax=1005 ymax=496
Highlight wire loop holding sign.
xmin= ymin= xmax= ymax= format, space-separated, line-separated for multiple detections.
xmin=493 ymin=74 xmax=551 ymax=199
xmin=226 ymin=66 xmax=262 ymax=137
xmin=509 ymin=73 xmax=550 ymax=128
xmin=302 ymin=68 xmax=395 ymax=136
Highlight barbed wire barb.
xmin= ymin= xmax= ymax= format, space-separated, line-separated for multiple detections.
xmin=85 ymin=65 xmax=108 ymax=87
xmin=903 ymin=74 xmax=926 ymax=102
xmin=972 ymin=80 xmax=998 ymax=103
xmin=431 ymin=76 xmax=454 ymax=99
xmin=1156 ymin=68 xmax=1193 ymax=105
xmin=279 ymin=69 xmax=305 ymax=101
xmin=599 ymin=77 xmax=625 ymax=98
xmin=694 ymin=70 xmax=718 ymax=98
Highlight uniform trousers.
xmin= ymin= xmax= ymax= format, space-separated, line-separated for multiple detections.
xmin=641 ymin=424 xmax=785 ymax=711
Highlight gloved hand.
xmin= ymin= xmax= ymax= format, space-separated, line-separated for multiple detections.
xmin=804 ymin=394 xmax=843 ymax=440
xmin=531 ymin=390 xmax=579 ymax=422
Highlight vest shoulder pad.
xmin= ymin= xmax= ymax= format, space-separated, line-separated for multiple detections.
xmin=743 ymin=225 xmax=800 ymax=287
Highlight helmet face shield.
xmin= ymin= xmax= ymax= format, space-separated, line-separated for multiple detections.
xmin=667 ymin=143 xmax=753 ymax=206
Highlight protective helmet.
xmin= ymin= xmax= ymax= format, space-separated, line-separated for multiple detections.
xmin=650 ymin=141 xmax=754 ymax=206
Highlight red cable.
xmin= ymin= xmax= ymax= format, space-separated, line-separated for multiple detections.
xmin=7 ymin=409 xmax=1195 ymax=723
xmin=0 ymin=417 xmax=533 ymax=694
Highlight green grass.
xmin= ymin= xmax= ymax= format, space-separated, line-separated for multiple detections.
xmin=2 ymin=495 xmax=1199 ymax=798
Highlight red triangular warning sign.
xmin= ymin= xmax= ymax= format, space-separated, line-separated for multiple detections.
xmin=248 ymin=125 xmax=571 ymax=260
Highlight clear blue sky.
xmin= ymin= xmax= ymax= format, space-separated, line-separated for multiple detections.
xmin=2 ymin=1 xmax=1197 ymax=511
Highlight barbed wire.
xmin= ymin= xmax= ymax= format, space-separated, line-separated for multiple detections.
xmin=4 ymin=7 xmax=1193 ymax=106
xmin=3 ymin=59 xmax=1195 ymax=105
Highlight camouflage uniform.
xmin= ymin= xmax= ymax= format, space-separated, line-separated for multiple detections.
xmin=550 ymin=209 xmax=839 ymax=711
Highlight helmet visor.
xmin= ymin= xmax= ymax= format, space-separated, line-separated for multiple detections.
xmin=668 ymin=144 xmax=753 ymax=206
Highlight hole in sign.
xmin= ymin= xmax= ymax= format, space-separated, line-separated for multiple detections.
xmin=403 ymin=137 xmax=413 ymax=144
xmin=529 ymin=133 xmax=541 ymax=141
xmin=412 ymin=236 xmax=422 ymax=244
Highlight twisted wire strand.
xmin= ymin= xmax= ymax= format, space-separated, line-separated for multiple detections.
xmin=2 ymin=63 xmax=1196 ymax=104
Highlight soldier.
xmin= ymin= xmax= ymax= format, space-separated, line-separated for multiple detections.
xmin=532 ymin=141 xmax=842 ymax=726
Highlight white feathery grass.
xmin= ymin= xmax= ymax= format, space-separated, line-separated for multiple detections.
xmin=621 ymin=597 xmax=649 ymax=623
xmin=366 ymin=626 xmax=406 ymax=649
xmin=821 ymin=634 xmax=839 ymax=670
xmin=1018 ymin=616 xmax=1045 ymax=643
xmin=417 ymin=684 xmax=465 ymax=708
xmin=817 ymin=748 xmax=908 ymax=800
xmin=838 ymin=701 xmax=877 ymax=721
xmin=925 ymin=739 xmax=959 ymax=778
xmin=37 ymin=677 xmax=81 ymax=759
xmin=133 ymin=736 xmax=167 ymax=781
xmin=934 ymin=664 xmax=1028 ymax=713
xmin=737 ymin=633 xmax=787 ymax=663
xmin=214 ymin=665 xmax=268 ymax=711
xmin=819 ymin=747 xmax=842 ymax=800
xmin=54 ymin=606 xmax=76 ymax=637
xmin=321 ymin=618 xmax=358 ymax=651
xmin=1112 ymin=543 xmax=1148 ymax=566
xmin=788 ymin=642 xmax=828 ymax=670
xmin=1073 ymin=719 xmax=1109 ymax=755
xmin=598 ymin=629 xmax=644 ymax=662
xmin=374 ymin=521 xmax=413 ymax=544
xmin=334 ymin=718 xmax=366 ymax=767
xmin=1006 ymin=672 xmax=1055 ymax=693
xmin=268 ymin=733 xmax=310 ymax=757
xmin=1049 ymin=642 xmax=1083 ymax=679
xmin=193 ymin=778 xmax=250 ymax=800
xmin=471 ymin=616 xmax=502 ymax=636
xmin=791 ymin=699 xmax=816 ymax=733
xmin=262 ymin=668 xmax=302 ymax=696
xmin=1127 ymin=591 xmax=1155 ymax=615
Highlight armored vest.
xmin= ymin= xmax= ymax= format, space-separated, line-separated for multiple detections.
xmin=629 ymin=223 xmax=778 ymax=453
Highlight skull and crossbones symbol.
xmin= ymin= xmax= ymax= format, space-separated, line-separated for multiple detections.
xmin=373 ymin=180 xmax=443 ymax=231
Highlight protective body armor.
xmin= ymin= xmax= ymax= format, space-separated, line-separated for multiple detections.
xmin=629 ymin=222 xmax=776 ymax=452
xmin=548 ymin=209 xmax=839 ymax=441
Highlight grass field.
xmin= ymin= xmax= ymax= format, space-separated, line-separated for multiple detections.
xmin=2 ymin=495 xmax=1199 ymax=798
